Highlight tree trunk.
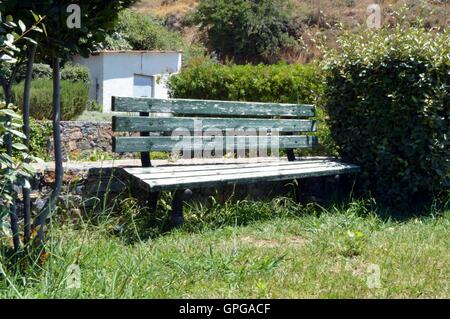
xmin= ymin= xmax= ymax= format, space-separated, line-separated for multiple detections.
xmin=34 ymin=55 xmax=63 ymax=243
xmin=22 ymin=44 xmax=37 ymax=245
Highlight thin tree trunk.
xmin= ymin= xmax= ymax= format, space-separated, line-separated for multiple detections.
xmin=22 ymin=44 xmax=37 ymax=245
xmin=34 ymin=56 xmax=63 ymax=244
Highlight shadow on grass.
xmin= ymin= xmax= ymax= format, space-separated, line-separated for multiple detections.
xmin=79 ymin=182 xmax=449 ymax=246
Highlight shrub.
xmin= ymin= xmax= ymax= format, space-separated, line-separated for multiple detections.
xmin=323 ymin=28 xmax=450 ymax=207
xmin=29 ymin=119 xmax=53 ymax=161
xmin=168 ymin=62 xmax=323 ymax=104
xmin=192 ymin=0 xmax=301 ymax=64
xmin=15 ymin=63 xmax=52 ymax=83
xmin=12 ymin=79 xmax=89 ymax=121
xmin=61 ymin=63 xmax=90 ymax=84
xmin=100 ymin=9 xmax=207 ymax=66
xmin=15 ymin=62 xmax=90 ymax=84
xmin=168 ymin=62 xmax=336 ymax=156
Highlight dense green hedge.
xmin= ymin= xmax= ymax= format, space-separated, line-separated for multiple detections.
xmin=323 ymin=28 xmax=449 ymax=207
xmin=168 ymin=62 xmax=323 ymax=104
xmin=168 ymin=62 xmax=336 ymax=156
xmin=12 ymin=79 xmax=89 ymax=121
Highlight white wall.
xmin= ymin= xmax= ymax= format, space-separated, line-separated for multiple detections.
xmin=73 ymin=55 xmax=103 ymax=107
xmin=74 ymin=51 xmax=182 ymax=113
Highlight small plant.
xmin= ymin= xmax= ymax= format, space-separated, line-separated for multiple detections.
xmin=340 ymin=230 xmax=365 ymax=258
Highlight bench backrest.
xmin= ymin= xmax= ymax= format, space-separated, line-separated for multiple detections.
xmin=111 ymin=97 xmax=317 ymax=165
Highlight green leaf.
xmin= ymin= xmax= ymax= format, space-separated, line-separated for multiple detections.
xmin=12 ymin=143 xmax=28 ymax=151
xmin=18 ymin=20 xmax=26 ymax=33
xmin=7 ymin=129 xmax=27 ymax=139
xmin=0 ymin=109 xmax=21 ymax=119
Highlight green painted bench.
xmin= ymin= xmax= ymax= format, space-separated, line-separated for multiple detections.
xmin=111 ymin=97 xmax=360 ymax=226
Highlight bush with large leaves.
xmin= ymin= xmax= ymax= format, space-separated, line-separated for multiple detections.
xmin=323 ymin=28 xmax=449 ymax=207
xmin=0 ymin=103 xmax=39 ymax=239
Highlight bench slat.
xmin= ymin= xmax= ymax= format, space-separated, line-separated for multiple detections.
xmin=113 ymin=116 xmax=317 ymax=133
xmin=128 ymin=161 xmax=349 ymax=180
xmin=112 ymin=97 xmax=315 ymax=118
xmin=113 ymin=136 xmax=318 ymax=153
xmin=123 ymin=159 xmax=332 ymax=174
xmin=120 ymin=160 xmax=360 ymax=192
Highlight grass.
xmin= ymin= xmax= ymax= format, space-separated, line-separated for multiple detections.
xmin=0 ymin=196 xmax=448 ymax=298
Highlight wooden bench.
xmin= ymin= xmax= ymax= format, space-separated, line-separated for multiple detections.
xmin=111 ymin=97 xmax=360 ymax=226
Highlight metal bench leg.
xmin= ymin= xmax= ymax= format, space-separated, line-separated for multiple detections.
xmin=294 ymin=179 xmax=303 ymax=203
xmin=171 ymin=189 xmax=193 ymax=227
xmin=149 ymin=191 xmax=159 ymax=212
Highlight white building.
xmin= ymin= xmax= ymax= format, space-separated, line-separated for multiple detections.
xmin=73 ymin=50 xmax=182 ymax=113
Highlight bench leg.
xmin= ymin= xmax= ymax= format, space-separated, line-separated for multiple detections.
xmin=149 ymin=191 xmax=159 ymax=212
xmin=294 ymin=179 xmax=303 ymax=203
xmin=171 ymin=189 xmax=193 ymax=227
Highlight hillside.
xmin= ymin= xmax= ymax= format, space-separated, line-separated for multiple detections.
xmin=133 ymin=0 xmax=449 ymax=63
xmin=134 ymin=0 xmax=449 ymax=27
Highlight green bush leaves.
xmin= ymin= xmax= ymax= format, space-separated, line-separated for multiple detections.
xmin=323 ymin=28 xmax=450 ymax=207
xmin=168 ymin=62 xmax=323 ymax=104
xmin=12 ymin=79 xmax=89 ymax=121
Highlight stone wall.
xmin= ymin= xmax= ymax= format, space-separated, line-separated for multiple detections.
xmin=48 ymin=121 xmax=133 ymax=160
xmin=63 ymin=121 xmax=113 ymax=154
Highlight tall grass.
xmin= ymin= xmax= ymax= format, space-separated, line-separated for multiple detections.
xmin=0 ymin=187 xmax=448 ymax=298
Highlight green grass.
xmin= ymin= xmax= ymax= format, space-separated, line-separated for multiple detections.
xmin=0 ymin=197 xmax=449 ymax=298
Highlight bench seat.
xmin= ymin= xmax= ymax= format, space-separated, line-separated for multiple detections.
xmin=119 ymin=159 xmax=360 ymax=192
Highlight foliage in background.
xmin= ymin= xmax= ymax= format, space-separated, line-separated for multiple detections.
xmin=13 ymin=63 xmax=90 ymax=84
xmin=168 ymin=62 xmax=322 ymax=103
xmin=323 ymin=27 xmax=450 ymax=207
xmin=191 ymin=0 xmax=302 ymax=64
xmin=168 ymin=62 xmax=335 ymax=156
xmin=15 ymin=63 xmax=52 ymax=82
xmin=12 ymin=80 xmax=89 ymax=121
xmin=100 ymin=9 xmax=207 ymax=66
xmin=29 ymin=119 xmax=52 ymax=161
xmin=0 ymin=104 xmax=38 ymax=237
xmin=61 ymin=63 xmax=91 ymax=85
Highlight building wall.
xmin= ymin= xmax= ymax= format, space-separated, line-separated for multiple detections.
xmin=75 ymin=51 xmax=182 ymax=113
xmin=73 ymin=55 xmax=103 ymax=108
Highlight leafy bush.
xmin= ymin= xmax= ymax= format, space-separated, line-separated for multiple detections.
xmin=192 ymin=0 xmax=301 ymax=64
xmin=0 ymin=103 xmax=37 ymax=234
xmin=168 ymin=62 xmax=323 ymax=103
xmin=29 ymin=119 xmax=53 ymax=161
xmin=12 ymin=79 xmax=89 ymax=121
xmin=323 ymin=28 xmax=450 ymax=207
xmin=61 ymin=63 xmax=90 ymax=84
xmin=15 ymin=62 xmax=90 ymax=84
xmin=15 ymin=63 xmax=52 ymax=83
xmin=100 ymin=9 xmax=207 ymax=66
xmin=168 ymin=62 xmax=335 ymax=156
